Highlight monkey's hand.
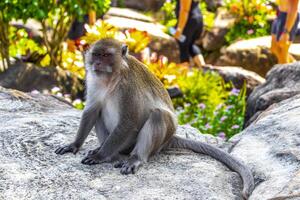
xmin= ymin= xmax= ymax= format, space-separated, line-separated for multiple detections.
xmin=55 ymin=143 xmax=79 ymax=155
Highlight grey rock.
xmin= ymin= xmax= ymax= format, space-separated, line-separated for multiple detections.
xmin=245 ymin=62 xmax=300 ymax=127
xmin=0 ymin=87 xmax=242 ymax=200
xmin=0 ymin=61 xmax=84 ymax=99
xmin=0 ymin=61 xmax=58 ymax=92
xmin=203 ymin=65 xmax=265 ymax=96
xmin=2 ymin=85 xmax=300 ymax=200
xmin=230 ymin=95 xmax=300 ymax=200
xmin=216 ymin=37 xmax=277 ymax=77
xmin=216 ymin=36 xmax=300 ymax=77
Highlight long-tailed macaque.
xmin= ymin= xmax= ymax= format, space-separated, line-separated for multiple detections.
xmin=55 ymin=38 xmax=254 ymax=199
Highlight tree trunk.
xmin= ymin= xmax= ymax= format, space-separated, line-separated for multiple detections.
xmin=0 ymin=12 xmax=10 ymax=71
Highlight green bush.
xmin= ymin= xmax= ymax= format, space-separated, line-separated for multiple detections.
xmin=174 ymin=70 xmax=246 ymax=139
xmin=0 ymin=0 xmax=111 ymax=71
xmin=224 ymin=0 xmax=275 ymax=43
xmin=9 ymin=27 xmax=48 ymax=66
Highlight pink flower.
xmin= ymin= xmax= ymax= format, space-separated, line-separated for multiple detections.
xmin=247 ymin=29 xmax=254 ymax=35
xmin=218 ymin=132 xmax=226 ymax=139
xmin=220 ymin=116 xmax=227 ymax=122
xmin=198 ymin=103 xmax=206 ymax=109
xmin=231 ymin=125 xmax=240 ymax=129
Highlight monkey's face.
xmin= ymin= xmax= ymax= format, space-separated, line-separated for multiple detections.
xmin=85 ymin=39 xmax=128 ymax=74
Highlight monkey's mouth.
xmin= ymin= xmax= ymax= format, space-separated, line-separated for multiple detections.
xmin=93 ymin=66 xmax=113 ymax=73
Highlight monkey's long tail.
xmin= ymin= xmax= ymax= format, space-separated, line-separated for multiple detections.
xmin=168 ymin=135 xmax=254 ymax=200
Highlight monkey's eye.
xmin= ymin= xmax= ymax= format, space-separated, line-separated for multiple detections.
xmin=92 ymin=53 xmax=100 ymax=57
xmin=102 ymin=53 xmax=111 ymax=57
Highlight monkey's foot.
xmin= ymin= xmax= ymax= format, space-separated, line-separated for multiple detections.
xmin=114 ymin=160 xmax=125 ymax=168
xmin=81 ymin=154 xmax=105 ymax=165
xmin=119 ymin=157 xmax=142 ymax=175
xmin=55 ymin=143 xmax=79 ymax=155
xmin=87 ymin=147 xmax=101 ymax=156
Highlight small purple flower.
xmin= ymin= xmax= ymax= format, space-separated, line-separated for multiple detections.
xmin=220 ymin=116 xmax=227 ymax=122
xmin=225 ymin=105 xmax=234 ymax=112
xmin=218 ymin=132 xmax=226 ymax=139
xmin=205 ymin=123 xmax=212 ymax=129
xmin=216 ymin=103 xmax=223 ymax=110
xmin=198 ymin=103 xmax=206 ymax=109
xmin=230 ymin=88 xmax=240 ymax=96
xmin=247 ymin=29 xmax=254 ymax=35
xmin=231 ymin=125 xmax=240 ymax=129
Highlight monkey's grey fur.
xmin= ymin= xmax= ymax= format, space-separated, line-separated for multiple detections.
xmin=55 ymin=38 xmax=254 ymax=199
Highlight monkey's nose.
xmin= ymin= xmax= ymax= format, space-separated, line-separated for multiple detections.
xmin=92 ymin=63 xmax=102 ymax=71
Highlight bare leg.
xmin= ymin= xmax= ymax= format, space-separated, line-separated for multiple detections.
xmin=179 ymin=61 xmax=190 ymax=68
xmin=279 ymin=41 xmax=291 ymax=64
xmin=118 ymin=109 xmax=176 ymax=174
xmin=193 ymin=54 xmax=206 ymax=68
xmin=271 ymin=35 xmax=280 ymax=63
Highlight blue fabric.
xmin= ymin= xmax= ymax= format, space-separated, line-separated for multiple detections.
xmin=271 ymin=11 xmax=300 ymax=41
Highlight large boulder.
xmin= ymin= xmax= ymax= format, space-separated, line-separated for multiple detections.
xmin=0 ymin=62 xmax=84 ymax=98
xmin=203 ymin=65 xmax=265 ymax=95
xmin=1 ymin=86 xmax=300 ymax=199
xmin=104 ymin=8 xmax=180 ymax=63
xmin=245 ymin=62 xmax=300 ymax=127
xmin=0 ymin=62 xmax=58 ymax=92
xmin=0 ymin=86 xmax=245 ymax=200
xmin=230 ymin=94 xmax=300 ymax=200
xmin=215 ymin=36 xmax=300 ymax=77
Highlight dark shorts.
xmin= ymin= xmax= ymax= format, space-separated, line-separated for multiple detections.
xmin=271 ymin=11 xmax=300 ymax=41
xmin=177 ymin=16 xmax=203 ymax=62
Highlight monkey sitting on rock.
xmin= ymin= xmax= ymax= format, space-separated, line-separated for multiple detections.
xmin=55 ymin=38 xmax=254 ymax=199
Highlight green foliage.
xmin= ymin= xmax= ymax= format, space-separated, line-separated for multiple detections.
xmin=200 ymin=1 xmax=215 ymax=30
xmin=124 ymin=29 xmax=151 ymax=53
xmin=0 ymin=0 xmax=111 ymax=71
xmin=145 ymin=56 xmax=188 ymax=87
xmin=224 ymin=0 xmax=275 ymax=42
xmin=160 ymin=0 xmax=177 ymax=31
xmin=174 ymin=70 xmax=247 ymax=139
xmin=9 ymin=27 xmax=48 ymax=66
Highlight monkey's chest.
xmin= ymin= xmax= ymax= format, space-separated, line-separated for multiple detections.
xmin=101 ymin=100 xmax=119 ymax=133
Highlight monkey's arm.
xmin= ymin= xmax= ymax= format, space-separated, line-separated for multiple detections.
xmin=81 ymin=117 xmax=138 ymax=164
xmin=55 ymin=103 xmax=101 ymax=155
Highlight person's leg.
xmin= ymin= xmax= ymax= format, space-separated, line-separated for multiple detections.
xmin=271 ymin=34 xmax=280 ymax=61
xmin=177 ymin=39 xmax=191 ymax=67
xmin=189 ymin=17 xmax=205 ymax=68
xmin=278 ymin=41 xmax=291 ymax=63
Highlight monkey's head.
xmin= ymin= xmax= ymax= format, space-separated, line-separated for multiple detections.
xmin=85 ymin=38 xmax=128 ymax=74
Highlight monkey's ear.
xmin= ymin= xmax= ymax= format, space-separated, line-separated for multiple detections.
xmin=121 ymin=44 xmax=128 ymax=57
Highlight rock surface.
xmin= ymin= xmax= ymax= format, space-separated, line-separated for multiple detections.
xmin=0 ymin=62 xmax=58 ymax=92
xmin=0 ymin=62 xmax=84 ymax=99
xmin=215 ymin=36 xmax=300 ymax=77
xmin=203 ymin=65 xmax=265 ymax=95
xmin=1 ymin=85 xmax=300 ymax=200
xmin=230 ymin=95 xmax=300 ymax=200
xmin=199 ymin=9 xmax=235 ymax=51
xmin=245 ymin=62 xmax=300 ymax=127
xmin=0 ymin=87 xmax=242 ymax=200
